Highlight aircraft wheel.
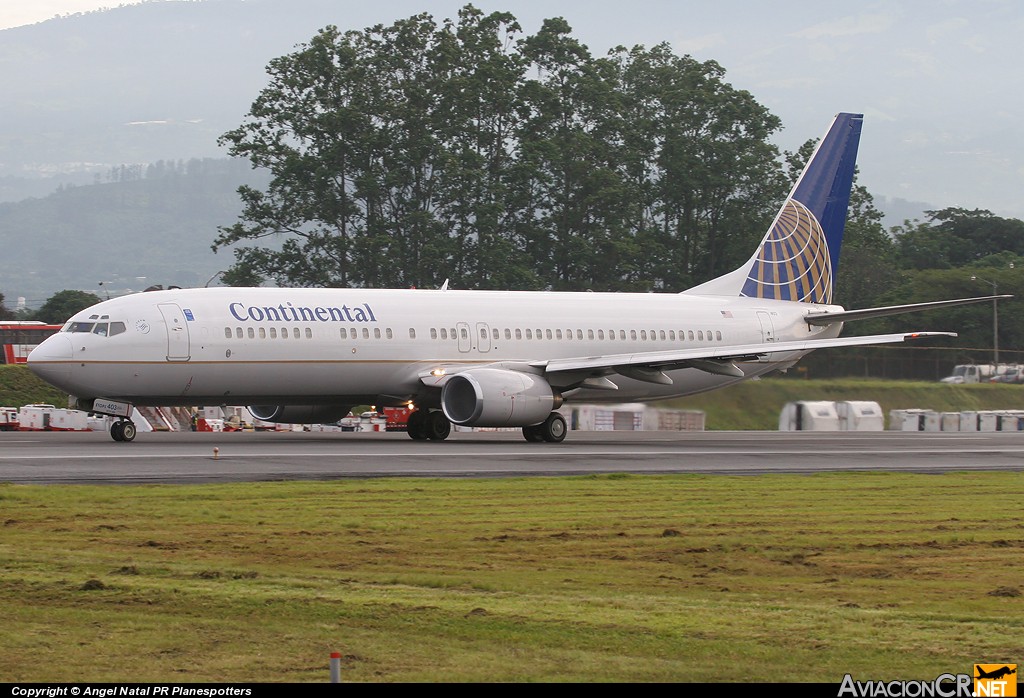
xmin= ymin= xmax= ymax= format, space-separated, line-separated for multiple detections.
xmin=540 ymin=412 xmax=567 ymax=443
xmin=120 ymin=421 xmax=137 ymax=442
xmin=110 ymin=421 xmax=125 ymax=442
xmin=426 ymin=411 xmax=451 ymax=441
xmin=407 ymin=410 xmax=429 ymax=440
xmin=522 ymin=424 xmax=545 ymax=443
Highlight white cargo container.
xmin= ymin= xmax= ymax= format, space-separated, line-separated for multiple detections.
xmin=779 ymin=401 xmax=841 ymax=431
xmin=835 ymin=401 xmax=884 ymax=431
xmin=977 ymin=411 xmax=999 ymax=432
xmin=940 ymin=412 xmax=961 ymax=432
xmin=17 ymin=404 xmax=56 ymax=430
xmin=47 ymin=409 xmax=90 ymax=431
xmin=959 ymin=411 xmax=979 ymax=432
xmin=0 ymin=406 xmax=19 ymax=430
xmin=996 ymin=410 xmax=1024 ymax=431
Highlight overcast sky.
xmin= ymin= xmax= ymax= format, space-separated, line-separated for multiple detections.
xmin=3 ymin=0 xmax=1022 ymax=218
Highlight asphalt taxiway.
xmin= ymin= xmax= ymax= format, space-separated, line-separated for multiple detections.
xmin=2 ymin=430 xmax=1023 ymax=484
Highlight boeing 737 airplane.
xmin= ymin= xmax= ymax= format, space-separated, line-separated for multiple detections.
xmin=28 ymin=113 xmax=1003 ymax=442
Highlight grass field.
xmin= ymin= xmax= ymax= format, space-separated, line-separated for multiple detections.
xmin=1 ymin=473 xmax=1021 ymax=682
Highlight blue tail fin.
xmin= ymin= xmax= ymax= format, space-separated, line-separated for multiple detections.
xmin=685 ymin=113 xmax=863 ymax=303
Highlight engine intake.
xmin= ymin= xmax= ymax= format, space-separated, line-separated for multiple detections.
xmin=441 ymin=369 xmax=561 ymax=427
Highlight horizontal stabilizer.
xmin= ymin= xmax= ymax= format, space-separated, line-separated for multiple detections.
xmin=805 ymin=295 xmax=1012 ymax=326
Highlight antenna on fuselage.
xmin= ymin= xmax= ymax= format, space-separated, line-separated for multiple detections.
xmin=440 ymin=279 xmax=449 ymax=291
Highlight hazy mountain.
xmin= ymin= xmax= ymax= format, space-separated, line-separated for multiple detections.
xmin=0 ymin=158 xmax=269 ymax=305
xmin=0 ymin=0 xmax=426 ymax=198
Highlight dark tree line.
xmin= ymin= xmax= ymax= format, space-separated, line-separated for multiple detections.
xmin=215 ymin=6 xmax=787 ymax=292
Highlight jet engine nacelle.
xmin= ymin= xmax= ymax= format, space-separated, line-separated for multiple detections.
xmin=248 ymin=405 xmax=352 ymax=424
xmin=441 ymin=368 xmax=561 ymax=427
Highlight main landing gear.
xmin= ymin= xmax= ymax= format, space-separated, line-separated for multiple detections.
xmin=522 ymin=412 xmax=567 ymax=443
xmin=406 ymin=409 xmax=451 ymax=441
xmin=406 ymin=409 xmax=567 ymax=443
xmin=110 ymin=419 xmax=137 ymax=442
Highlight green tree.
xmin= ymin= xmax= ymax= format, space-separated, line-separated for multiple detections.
xmin=0 ymin=293 xmax=16 ymax=321
xmin=32 ymin=290 xmax=101 ymax=324
xmin=893 ymin=207 xmax=1024 ymax=270
xmin=217 ymin=5 xmax=786 ymax=293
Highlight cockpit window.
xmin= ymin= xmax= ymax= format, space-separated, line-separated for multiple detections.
xmin=64 ymin=320 xmax=125 ymax=336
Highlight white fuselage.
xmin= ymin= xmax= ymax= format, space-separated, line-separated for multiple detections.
xmin=28 ymin=287 xmax=842 ymax=408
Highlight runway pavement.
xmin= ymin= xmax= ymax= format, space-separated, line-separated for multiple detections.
xmin=2 ymin=429 xmax=1024 ymax=484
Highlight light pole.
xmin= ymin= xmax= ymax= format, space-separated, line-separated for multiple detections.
xmin=971 ymin=274 xmax=1000 ymax=365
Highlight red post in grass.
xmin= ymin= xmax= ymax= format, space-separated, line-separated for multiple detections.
xmin=330 ymin=652 xmax=342 ymax=683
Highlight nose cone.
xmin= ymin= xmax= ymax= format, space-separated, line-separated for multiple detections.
xmin=27 ymin=334 xmax=74 ymax=388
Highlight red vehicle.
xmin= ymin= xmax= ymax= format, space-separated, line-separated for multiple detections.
xmin=0 ymin=322 xmax=63 ymax=364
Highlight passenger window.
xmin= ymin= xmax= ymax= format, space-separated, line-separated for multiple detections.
xmin=109 ymin=322 xmax=126 ymax=337
xmin=515 ymin=329 xmax=522 ymax=340
xmin=716 ymin=331 xmax=722 ymax=341
xmin=619 ymin=330 xmax=626 ymax=340
xmin=293 ymin=327 xmax=300 ymax=339
xmin=706 ymin=329 xmax=713 ymax=340
xmin=669 ymin=331 xmax=676 ymax=341
xmin=224 ymin=327 xmax=232 ymax=339
xmin=282 ymin=328 xmax=289 ymax=339
xmin=480 ymin=328 xmax=487 ymax=339
xmin=409 ymin=328 xmax=416 ymax=339
xmin=248 ymin=328 xmax=255 ymax=339
xmin=640 ymin=330 xmax=647 ymax=340
xmin=362 ymin=328 xmax=369 ymax=339
xmin=493 ymin=329 xmax=499 ymax=340
xmin=305 ymin=328 xmax=312 ymax=339
xmin=630 ymin=330 xmax=637 ymax=340
xmin=565 ymin=329 xmax=572 ymax=340
xmin=259 ymin=328 xmax=267 ymax=339
xmin=576 ymin=330 xmax=583 ymax=340
xmin=270 ymin=328 xmax=277 ymax=339
xmin=440 ymin=328 xmax=448 ymax=340
xmin=460 ymin=328 xmax=468 ymax=339
xmin=556 ymin=329 xmax=563 ymax=340
xmin=236 ymin=328 xmax=243 ymax=339
xmin=340 ymin=328 xmax=348 ymax=339
xmin=374 ymin=328 xmax=381 ymax=339
xmin=688 ymin=331 xmax=695 ymax=341
xmin=698 ymin=331 xmax=704 ymax=341
xmin=588 ymin=330 xmax=594 ymax=340
xmin=660 ymin=330 xmax=666 ymax=340
xmin=504 ymin=329 xmax=511 ymax=340
xmin=598 ymin=330 xmax=604 ymax=340
xmin=526 ymin=329 xmax=533 ymax=340
xmin=430 ymin=328 xmax=437 ymax=339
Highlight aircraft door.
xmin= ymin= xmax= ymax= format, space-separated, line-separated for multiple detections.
xmin=476 ymin=323 xmax=491 ymax=353
xmin=456 ymin=322 xmax=471 ymax=353
xmin=158 ymin=303 xmax=191 ymax=362
xmin=756 ymin=311 xmax=776 ymax=343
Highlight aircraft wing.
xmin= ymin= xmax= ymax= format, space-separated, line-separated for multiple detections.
xmin=530 ymin=331 xmax=955 ymax=381
xmin=419 ymin=331 xmax=954 ymax=389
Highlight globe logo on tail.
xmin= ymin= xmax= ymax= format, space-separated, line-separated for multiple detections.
xmin=741 ymin=199 xmax=833 ymax=304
